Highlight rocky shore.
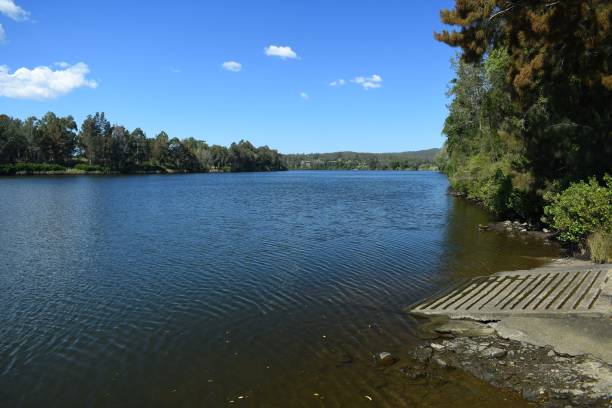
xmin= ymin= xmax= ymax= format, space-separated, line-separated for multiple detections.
xmin=408 ymin=329 xmax=611 ymax=407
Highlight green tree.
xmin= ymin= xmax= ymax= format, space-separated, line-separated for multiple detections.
xmin=150 ymin=131 xmax=170 ymax=166
xmin=110 ymin=125 xmax=130 ymax=170
xmin=78 ymin=112 xmax=111 ymax=165
xmin=436 ymin=0 xmax=612 ymax=219
xmin=36 ymin=112 xmax=78 ymax=164
xmin=128 ymin=128 xmax=149 ymax=165
xmin=0 ymin=115 xmax=28 ymax=163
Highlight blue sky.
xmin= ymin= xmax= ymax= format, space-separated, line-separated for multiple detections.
xmin=0 ymin=0 xmax=456 ymax=153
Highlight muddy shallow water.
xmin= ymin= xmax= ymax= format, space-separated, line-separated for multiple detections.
xmin=0 ymin=171 xmax=559 ymax=406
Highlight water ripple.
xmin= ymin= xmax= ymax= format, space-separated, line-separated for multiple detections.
xmin=0 ymin=171 xmax=557 ymax=407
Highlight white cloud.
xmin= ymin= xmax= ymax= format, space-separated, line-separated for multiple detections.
xmin=0 ymin=62 xmax=98 ymax=100
xmin=264 ymin=45 xmax=298 ymax=60
xmin=221 ymin=61 xmax=242 ymax=72
xmin=352 ymin=74 xmax=383 ymax=90
xmin=299 ymin=92 xmax=309 ymax=101
xmin=0 ymin=0 xmax=29 ymax=21
xmin=329 ymin=79 xmax=346 ymax=86
xmin=0 ymin=23 xmax=4 ymax=42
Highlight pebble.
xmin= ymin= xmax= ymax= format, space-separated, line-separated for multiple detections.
xmin=433 ymin=357 xmax=448 ymax=368
xmin=431 ymin=343 xmax=445 ymax=351
xmin=376 ymin=352 xmax=396 ymax=366
xmin=481 ymin=347 xmax=507 ymax=358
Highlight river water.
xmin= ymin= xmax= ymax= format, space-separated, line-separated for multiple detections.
xmin=0 ymin=171 xmax=558 ymax=407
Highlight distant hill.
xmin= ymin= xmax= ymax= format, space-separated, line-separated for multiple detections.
xmin=283 ymin=148 xmax=441 ymax=170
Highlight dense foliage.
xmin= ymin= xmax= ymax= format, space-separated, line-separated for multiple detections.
xmin=0 ymin=112 xmax=286 ymax=173
xmin=542 ymin=175 xmax=612 ymax=245
xmin=436 ymin=1 xmax=612 ymax=222
xmin=284 ymin=149 xmax=439 ymax=170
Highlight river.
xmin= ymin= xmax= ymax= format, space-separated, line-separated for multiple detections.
xmin=0 ymin=171 xmax=559 ymax=407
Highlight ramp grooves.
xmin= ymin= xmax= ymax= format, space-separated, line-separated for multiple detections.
xmin=409 ymin=267 xmax=610 ymax=318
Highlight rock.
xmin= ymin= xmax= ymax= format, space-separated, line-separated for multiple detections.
xmin=520 ymin=228 xmax=527 ymax=232
xmin=503 ymin=220 xmax=512 ymax=226
xmin=522 ymin=385 xmax=546 ymax=401
xmin=338 ymin=352 xmax=353 ymax=365
xmin=413 ymin=346 xmax=433 ymax=362
xmin=406 ymin=370 xmax=426 ymax=380
xmin=547 ymin=350 xmax=556 ymax=357
xmin=433 ymin=357 xmax=448 ymax=368
xmin=477 ymin=224 xmax=489 ymax=231
xmin=543 ymin=228 xmax=550 ymax=233
xmin=434 ymin=320 xmax=496 ymax=337
xmin=481 ymin=347 xmax=507 ymax=359
xmin=376 ymin=352 xmax=396 ymax=366
xmin=430 ymin=343 xmax=445 ymax=351
xmin=401 ymin=365 xmax=427 ymax=380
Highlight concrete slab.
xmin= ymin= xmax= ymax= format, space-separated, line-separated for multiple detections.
xmin=491 ymin=316 xmax=612 ymax=363
xmin=410 ymin=264 xmax=611 ymax=320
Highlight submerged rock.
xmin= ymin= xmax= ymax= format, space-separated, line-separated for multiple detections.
xmin=337 ymin=352 xmax=353 ymax=365
xmin=413 ymin=346 xmax=433 ymax=363
xmin=522 ymin=385 xmax=547 ymax=401
xmin=409 ymin=334 xmax=612 ymax=406
xmin=433 ymin=357 xmax=448 ymax=368
xmin=376 ymin=352 xmax=396 ymax=366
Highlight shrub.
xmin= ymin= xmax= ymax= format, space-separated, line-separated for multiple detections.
xmin=74 ymin=163 xmax=109 ymax=172
xmin=0 ymin=163 xmax=66 ymax=174
xmin=587 ymin=231 xmax=612 ymax=263
xmin=543 ymin=175 xmax=612 ymax=244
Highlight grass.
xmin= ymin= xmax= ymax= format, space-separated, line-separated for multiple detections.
xmin=587 ymin=231 xmax=612 ymax=263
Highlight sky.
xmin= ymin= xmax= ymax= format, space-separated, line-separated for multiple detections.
xmin=0 ymin=0 xmax=457 ymax=153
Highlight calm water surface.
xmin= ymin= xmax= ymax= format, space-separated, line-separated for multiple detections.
xmin=0 ymin=171 xmax=558 ymax=407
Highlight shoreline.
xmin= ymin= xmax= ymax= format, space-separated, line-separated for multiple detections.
xmin=406 ymin=258 xmax=612 ymax=406
xmin=0 ymin=168 xmax=286 ymax=177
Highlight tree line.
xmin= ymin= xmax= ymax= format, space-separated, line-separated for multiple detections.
xmin=0 ymin=112 xmax=286 ymax=173
xmin=436 ymin=0 xmax=611 ymax=261
xmin=283 ymin=149 xmax=440 ymax=170
xmin=436 ymin=0 xmax=611 ymax=220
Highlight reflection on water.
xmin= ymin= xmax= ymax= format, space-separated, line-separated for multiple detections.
xmin=0 ymin=171 xmax=557 ymax=407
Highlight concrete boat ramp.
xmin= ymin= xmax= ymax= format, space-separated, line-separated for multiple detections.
xmin=410 ymin=263 xmax=611 ymax=320
xmin=410 ymin=262 xmax=612 ymax=363
xmin=409 ymin=262 xmax=612 ymax=404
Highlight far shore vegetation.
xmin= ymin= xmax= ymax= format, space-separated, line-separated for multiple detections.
xmin=283 ymin=149 xmax=439 ymax=171
xmin=0 ymin=112 xmax=286 ymax=175
xmin=435 ymin=0 xmax=611 ymax=262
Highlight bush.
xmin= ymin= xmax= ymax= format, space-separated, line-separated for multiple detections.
xmin=587 ymin=231 xmax=612 ymax=263
xmin=543 ymin=175 xmax=612 ymax=244
xmin=0 ymin=163 xmax=66 ymax=175
xmin=74 ymin=163 xmax=108 ymax=172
